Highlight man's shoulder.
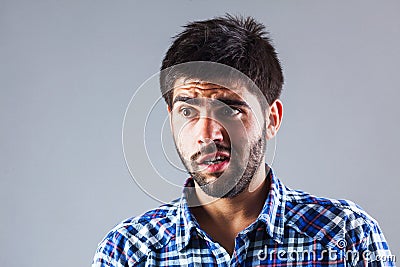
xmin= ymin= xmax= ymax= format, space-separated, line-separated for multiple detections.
xmin=283 ymin=186 xmax=378 ymax=247
xmin=285 ymin=187 xmax=369 ymax=217
xmin=106 ymin=198 xmax=180 ymax=246
xmin=128 ymin=198 xmax=181 ymax=225
xmin=93 ymin=199 xmax=181 ymax=266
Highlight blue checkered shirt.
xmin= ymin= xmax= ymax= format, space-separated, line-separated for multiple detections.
xmin=92 ymin=169 xmax=395 ymax=266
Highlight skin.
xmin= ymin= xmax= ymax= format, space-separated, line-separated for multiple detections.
xmin=168 ymin=79 xmax=283 ymax=255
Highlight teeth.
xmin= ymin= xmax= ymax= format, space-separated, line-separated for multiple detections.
xmin=203 ymin=156 xmax=227 ymax=165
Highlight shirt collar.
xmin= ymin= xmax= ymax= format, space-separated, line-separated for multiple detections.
xmin=175 ymin=166 xmax=286 ymax=251
xmin=176 ymin=179 xmax=199 ymax=252
xmin=257 ymin=167 xmax=286 ymax=243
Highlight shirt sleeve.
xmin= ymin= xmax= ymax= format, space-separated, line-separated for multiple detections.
xmin=354 ymin=221 xmax=396 ymax=267
xmin=91 ymin=230 xmax=145 ymax=267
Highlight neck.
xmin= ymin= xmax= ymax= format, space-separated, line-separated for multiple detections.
xmin=195 ymin=165 xmax=269 ymax=219
xmin=188 ymin=164 xmax=270 ymax=255
xmin=189 ymin=164 xmax=270 ymax=242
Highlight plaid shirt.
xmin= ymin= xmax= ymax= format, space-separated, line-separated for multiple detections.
xmin=92 ymin=168 xmax=395 ymax=266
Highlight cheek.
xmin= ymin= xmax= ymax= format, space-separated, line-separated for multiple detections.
xmin=230 ymin=127 xmax=264 ymax=159
xmin=172 ymin=123 xmax=195 ymax=154
xmin=224 ymin=119 xmax=256 ymax=143
xmin=171 ymin=116 xmax=187 ymax=139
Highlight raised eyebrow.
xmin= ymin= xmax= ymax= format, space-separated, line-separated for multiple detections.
xmin=172 ymin=96 xmax=249 ymax=108
xmin=215 ymin=98 xmax=249 ymax=108
xmin=172 ymin=96 xmax=200 ymax=106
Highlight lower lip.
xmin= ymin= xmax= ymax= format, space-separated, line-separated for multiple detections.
xmin=198 ymin=159 xmax=230 ymax=173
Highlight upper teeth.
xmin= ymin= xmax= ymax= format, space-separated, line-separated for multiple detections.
xmin=203 ymin=156 xmax=226 ymax=164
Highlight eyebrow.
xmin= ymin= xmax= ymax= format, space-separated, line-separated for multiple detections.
xmin=172 ymin=96 xmax=250 ymax=108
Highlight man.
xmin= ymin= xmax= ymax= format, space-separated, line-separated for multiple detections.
xmin=92 ymin=15 xmax=394 ymax=266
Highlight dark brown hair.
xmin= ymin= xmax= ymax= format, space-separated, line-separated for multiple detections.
xmin=160 ymin=14 xmax=284 ymax=108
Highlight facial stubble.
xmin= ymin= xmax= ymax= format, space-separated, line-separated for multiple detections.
xmin=176 ymin=126 xmax=266 ymax=199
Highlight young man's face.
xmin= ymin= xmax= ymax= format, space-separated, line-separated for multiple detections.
xmin=169 ymin=79 xmax=268 ymax=198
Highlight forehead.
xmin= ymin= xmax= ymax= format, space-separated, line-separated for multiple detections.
xmin=172 ymin=78 xmax=252 ymax=102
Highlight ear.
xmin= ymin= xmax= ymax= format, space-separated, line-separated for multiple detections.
xmin=167 ymin=105 xmax=173 ymax=130
xmin=265 ymin=99 xmax=283 ymax=140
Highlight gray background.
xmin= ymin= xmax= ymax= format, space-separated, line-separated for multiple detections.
xmin=1 ymin=1 xmax=399 ymax=266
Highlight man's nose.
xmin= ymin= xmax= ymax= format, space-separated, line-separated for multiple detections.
xmin=196 ymin=116 xmax=224 ymax=144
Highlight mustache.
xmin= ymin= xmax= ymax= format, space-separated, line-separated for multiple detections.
xmin=190 ymin=143 xmax=230 ymax=162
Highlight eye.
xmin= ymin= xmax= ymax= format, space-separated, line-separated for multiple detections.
xmin=217 ymin=106 xmax=241 ymax=118
xmin=179 ymin=107 xmax=197 ymax=118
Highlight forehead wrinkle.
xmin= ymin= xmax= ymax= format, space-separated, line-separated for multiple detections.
xmin=174 ymin=85 xmax=243 ymax=101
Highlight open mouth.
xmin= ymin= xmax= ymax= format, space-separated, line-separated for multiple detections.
xmin=201 ymin=155 xmax=229 ymax=165
xmin=197 ymin=153 xmax=230 ymax=173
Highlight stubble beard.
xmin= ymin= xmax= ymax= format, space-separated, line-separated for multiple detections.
xmin=177 ymin=128 xmax=266 ymax=199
